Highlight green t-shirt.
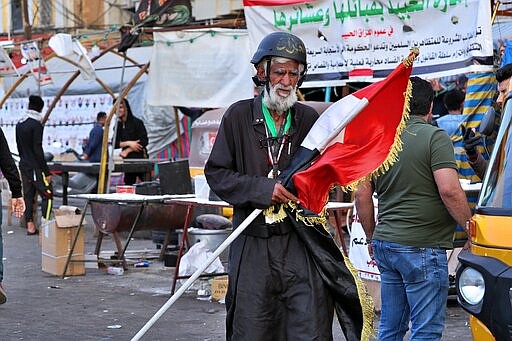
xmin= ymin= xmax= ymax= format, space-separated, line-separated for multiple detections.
xmin=372 ymin=116 xmax=458 ymax=249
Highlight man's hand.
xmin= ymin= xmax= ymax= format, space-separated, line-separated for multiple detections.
xmin=462 ymin=127 xmax=481 ymax=158
xmin=11 ymin=197 xmax=25 ymax=218
xmin=368 ymin=244 xmax=374 ymax=258
xmin=270 ymin=182 xmax=299 ymax=206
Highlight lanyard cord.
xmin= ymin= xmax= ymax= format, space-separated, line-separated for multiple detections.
xmin=261 ymin=98 xmax=291 ymax=178
xmin=264 ymin=124 xmax=287 ymax=178
xmin=261 ymin=97 xmax=291 ymax=136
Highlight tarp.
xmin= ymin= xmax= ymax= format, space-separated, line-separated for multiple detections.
xmin=146 ymin=29 xmax=254 ymax=108
xmin=244 ymin=0 xmax=494 ymax=87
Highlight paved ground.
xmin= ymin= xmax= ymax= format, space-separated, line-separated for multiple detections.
xmin=0 ymin=197 xmax=474 ymax=340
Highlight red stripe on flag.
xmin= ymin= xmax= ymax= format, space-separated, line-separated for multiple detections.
xmin=293 ymin=55 xmax=415 ymax=213
xmin=243 ymin=0 xmax=314 ymax=5
xmin=348 ymin=68 xmax=374 ymax=78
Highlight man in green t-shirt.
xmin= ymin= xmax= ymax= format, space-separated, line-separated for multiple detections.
xmin=355 ymin=77 xmax=472 ymax=340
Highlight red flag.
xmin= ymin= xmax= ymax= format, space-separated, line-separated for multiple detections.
xmin=293 ymin=50 xmax=418 ymax=214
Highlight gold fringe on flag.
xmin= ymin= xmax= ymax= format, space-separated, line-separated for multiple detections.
xmin=339 ymin=66 xmax=414 ymax=194
xmin=263 ymin=202 xmax=329 ymax=231
xmin=264 ymin=201 xmax=376 ymax=340
xmin=343 ymin=253 xmax=376 ymax=340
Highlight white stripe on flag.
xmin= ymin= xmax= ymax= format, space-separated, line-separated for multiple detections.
xmin=301 ymin=95 xmax=368 ymax=153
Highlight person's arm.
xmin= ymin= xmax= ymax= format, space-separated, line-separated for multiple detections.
xmin=33 ymin=123 xmax=50 ymax=176
xmin=135 ymin=119 xmax=148 ymax=148
xmin=433 ymin=168 xmax=473 ymax=231
xmin=114 ymin=122 xmax=121 ymax=149
xmin=468 ymin=153 xmax=488 ymax=181
xmin=83 ymin=127 xmax=99 ymax=157
xmin=355 ymin=179 xmax=376 ymax=256
xmin=0 ymin=129 xmax=22 ymax=198
xmin=205 ymin=108 xmax=277 ymax=209
xmin=463 ymin=127 xmax=487 ymax=179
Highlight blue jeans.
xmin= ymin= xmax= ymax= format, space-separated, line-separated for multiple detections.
xmin=372 ymin=240 xmax=448 ymax=340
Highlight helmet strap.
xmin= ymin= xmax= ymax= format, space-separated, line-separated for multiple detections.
xmin=265 ymin=59 xmax=272 ymax=94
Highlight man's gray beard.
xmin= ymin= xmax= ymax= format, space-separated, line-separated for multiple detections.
xmin=263 ymin=83 xmax=297 ymax=115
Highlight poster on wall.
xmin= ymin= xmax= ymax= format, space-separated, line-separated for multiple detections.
xmin=0 ymin=94 xmax=115 ymax=157
xmin=0 ymin=47 xmax=19 ymax=77
xmin=244 ymin=0 xmax=494 ymax=87
xmin=21 ymin=41 xmax=53 ymax=85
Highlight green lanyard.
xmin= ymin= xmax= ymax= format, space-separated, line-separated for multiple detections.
xmin=261 ymin=97 xmax=292 ymax=178
xmin=261 ymin=97 xmax=291 ymax=137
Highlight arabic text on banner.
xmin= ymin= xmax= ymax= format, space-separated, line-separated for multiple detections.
xmin=245 ymin=0 xmax=494 ymax=87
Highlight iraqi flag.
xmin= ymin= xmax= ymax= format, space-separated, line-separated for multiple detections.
xmin=271 ymin=50 xmax=418 ymax=341
xmin=279 ymin=49 xmax=418 ymax=214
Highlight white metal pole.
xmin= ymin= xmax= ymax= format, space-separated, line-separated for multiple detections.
xmin=131 ymin=208 xmax=262 ymax=341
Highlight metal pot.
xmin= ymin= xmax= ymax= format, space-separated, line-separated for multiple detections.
xmin=186 ymin=227 xmax=232 ymax=263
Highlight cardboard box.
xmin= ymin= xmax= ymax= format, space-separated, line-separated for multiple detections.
xmin=41 ymin=206 xmax=86 ymax=276
xmin=54 ymin=206 xmax=83 ymax=227
xmin=211 ymin=276 xmax=228 ymax=302
xmin=42 ymin=252 xmax=85 ymax=276
xmin=41 ymin=219 xmax=85 ymax=257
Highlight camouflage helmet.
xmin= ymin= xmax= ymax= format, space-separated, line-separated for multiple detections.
xmin=251 ymin=32 xmax=307 ymax=69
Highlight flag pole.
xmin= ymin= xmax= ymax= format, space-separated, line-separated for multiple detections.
xmin=131 ymin=98 xmax=372 ymax=340
xmin=131 ymin=209 xmax=262 ymax=341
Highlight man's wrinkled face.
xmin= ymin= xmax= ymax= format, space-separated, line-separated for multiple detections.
xmin=263 ymin=59 xmax=300 ymax=113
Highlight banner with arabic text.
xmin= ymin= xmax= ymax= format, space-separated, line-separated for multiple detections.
xmin=244 ymin=0 xmax=494 ymax=87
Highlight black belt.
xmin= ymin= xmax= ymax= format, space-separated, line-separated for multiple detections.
xmin=242 ymin=221 xmax=293 ymax=239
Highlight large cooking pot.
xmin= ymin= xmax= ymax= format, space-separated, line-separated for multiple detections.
xmin=90 ymin=201 xmax=187 ymax=234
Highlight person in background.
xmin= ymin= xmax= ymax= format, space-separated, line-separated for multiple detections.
xmin=82 ymin=111 xmax=107 ymax=162
xmin=205 ymin=32 xmax=338 ymax=339
xmin=435 ymin=88 xmax=465 ymax=136
xmin=464 ymin=63 xmax=512 ymax=180
xmin=355 ymin=77 xmax=472 ymax=340
xmin=15 ymin=95 xmax=52 ymax=235
xmin=0 ymin=127 xmax=26 ymax=304
xmin=114 ymin=98 xmax=148 ymax=185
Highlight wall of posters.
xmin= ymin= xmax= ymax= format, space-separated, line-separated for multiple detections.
xmin=1 ymin=94 xmax=115 ymax=158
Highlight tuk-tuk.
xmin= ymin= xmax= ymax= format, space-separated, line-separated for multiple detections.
xmin=456 ymin=94 xmax=512 ymax=340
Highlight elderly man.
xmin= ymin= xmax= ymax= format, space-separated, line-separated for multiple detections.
xmin=204 ymin=32 xmax=338 ymax=340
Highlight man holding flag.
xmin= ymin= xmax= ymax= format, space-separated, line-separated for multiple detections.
xmin=205 ymin=32 xmax=332 ymax=340
xmin=205 ymin=30 xmax=419 ymax=339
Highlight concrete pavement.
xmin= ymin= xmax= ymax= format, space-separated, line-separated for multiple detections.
xmin=0 ymin=197 xmax=474 ymax=340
